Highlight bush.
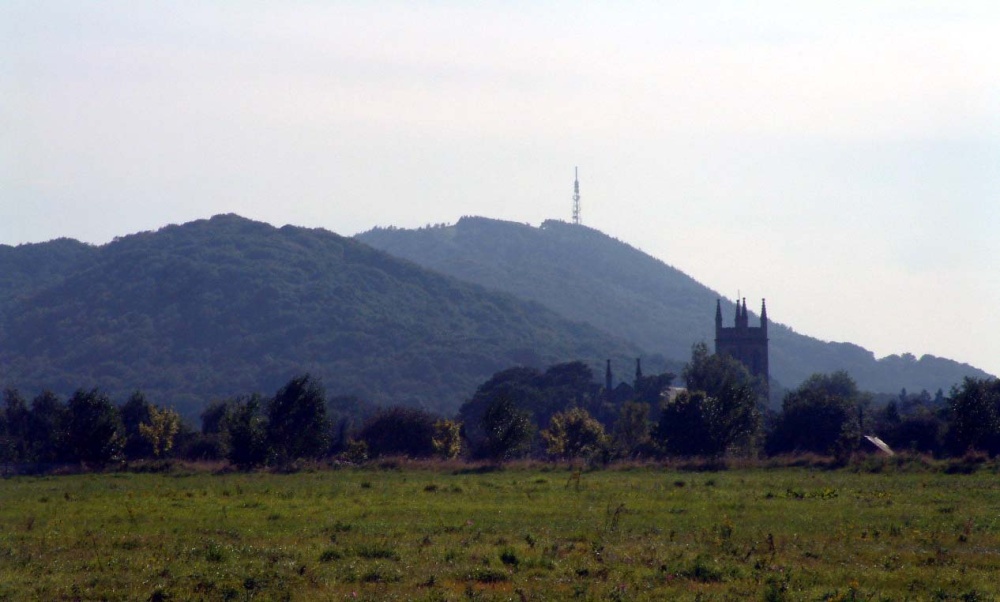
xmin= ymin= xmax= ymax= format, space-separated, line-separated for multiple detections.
xmin=358 ymin=407 xmax=438 ymax=458
xmin=541 ymin=407 xmax=607 ymax=460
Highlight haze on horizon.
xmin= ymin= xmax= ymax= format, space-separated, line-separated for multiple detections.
xmin=3 ymin=2 xmax=999 ymax=378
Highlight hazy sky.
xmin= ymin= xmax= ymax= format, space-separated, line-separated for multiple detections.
xmin=4 ymin=2 xmax=999 ymax=377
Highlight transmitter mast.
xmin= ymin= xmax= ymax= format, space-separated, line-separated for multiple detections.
xmin=572 ymin=167 xmax=581 ymax=225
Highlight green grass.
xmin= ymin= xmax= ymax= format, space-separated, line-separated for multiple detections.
xmin=1 ymin=465 xmax=1000 ymax=600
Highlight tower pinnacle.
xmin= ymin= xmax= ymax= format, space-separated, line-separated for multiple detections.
xmin=714 ymin=296 xmax=770 ymax=402
xmin=572 ymin=167 xmax=581 ymax=225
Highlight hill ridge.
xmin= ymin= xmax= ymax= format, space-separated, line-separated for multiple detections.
xmin=0 ymin=214 xmax=643 ymax=418
xmin=357 ymin=216 xmax=991 ymax=395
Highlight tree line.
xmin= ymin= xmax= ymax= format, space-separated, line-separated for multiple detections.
xmin=1 ymin=343 xmax=997 ymax=471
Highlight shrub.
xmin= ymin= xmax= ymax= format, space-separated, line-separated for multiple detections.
xmin=470 ymin=568 xmax=508 ymax=583
xmin=358 ymin=407 xmax=437 ymax=458
xmin=500 ymin=548 xmax=519 ymax=567
xmin=541 ymin=408 xmax=608 ymax=461
xmin=355 ymin=544 xmax=399 ymax=561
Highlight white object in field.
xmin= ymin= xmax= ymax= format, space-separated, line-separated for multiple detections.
xmin=864 ymin=435 xmax=895 ymax=456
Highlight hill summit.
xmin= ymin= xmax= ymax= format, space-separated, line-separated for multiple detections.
xmin=0 ymin=215 xmax=641 ymax=417
xmin=358 ymin=216 xmax=991 ymax=395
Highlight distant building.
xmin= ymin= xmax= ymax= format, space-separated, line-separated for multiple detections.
xmin=604 ymin=357 xmax=675 ymax=407
xmin=604 ymin=358 xmax=636 ymax=403
xmin=714 ymin=298 xmax=769 ymax=398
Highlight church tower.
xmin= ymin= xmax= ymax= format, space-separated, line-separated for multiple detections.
xmin=714 ymin=298 xmax=769 ymax=398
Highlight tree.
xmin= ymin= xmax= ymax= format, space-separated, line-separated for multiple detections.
xmin=893 ymin=410 xmax=945 ymax=454
xmin=357 ymin=407 xmax=437 ymax=458
xmin=226 ymin=395 xmax=269 ymax=468
xmin=683 ymin=342 xmax=765 ymax=402
xmin=327 ymin=394 xmax=375 ymax=454
xmin=541 ymin=407 xmax=608 ymax=460
xmin=186 ymin=399 xmax=232 ymax=461
xmin=479 ymin=394 xmax=534 ymax=461
xmin=458 ymin=362 xmax=599 ymax=446
xmin=201 ymin=400 xmax=231 ymax=435
xmin=119 ymin=391 xmax=153 ymax=460
xmin=139 ymin=405 xmax=182 ymax=457
xmin=28 ymin=391 xmax=67 ymax=464
xmin=1 ymin=389 xmax=30 ymax=464
xmin=458 ymin=366 xmax=544 ymax=445
xmin=655 ymin=344 xmax=762 ymax=457
xmin=266 ymin=374 xmax=330 ymax=462
xmin=701 ymin=381 xmax=762 ymax=456
xmin=947 ymin=377 xmax=1000 ymax=455
xmin=65 ymin=389 xmax=124 ymax=466
xmin=432 ymin=419 xmax=462 ymax=459
xmin=634 ymin=373 xmax=675 ymax=406
xmin=767 ymin=371 xmax=866 ymax=457
xmin=655 ymin=390 xmax=713 ymax=456
xmin=612 ymin=401 xmax=652 ymax=458
xmin=934 ymin=388 xmax=947 ymax=406
xmin=873 ymin=396 xmax=945 ymax=455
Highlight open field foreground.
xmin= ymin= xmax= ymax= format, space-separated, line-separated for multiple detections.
xmin=2 ymin=465 xmax=1000 ymax=601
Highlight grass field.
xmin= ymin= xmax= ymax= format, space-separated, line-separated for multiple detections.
xmin=1 ymin=462 xmax=999 ymax=601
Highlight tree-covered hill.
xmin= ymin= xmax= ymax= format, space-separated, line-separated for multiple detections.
xmin=357 ymin=217 xmax=991 ymax=396
xmin=0 ymin=215 xmax=643 ymax=419
xmin=0 ymin=237 xmax=96 ymax=310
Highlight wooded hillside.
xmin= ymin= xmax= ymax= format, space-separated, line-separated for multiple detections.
xmin=0 ymin=215 xmax=642 ymax=418
xmin=358 ymin=217 xmax=991 ymax=395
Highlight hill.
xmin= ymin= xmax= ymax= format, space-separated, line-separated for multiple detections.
xmin=0 ymin=237 xmax=96 ymax=309
xmin=357 ymin=217 xmax=992 ymax=396
xmin=0 ymin=215 xmax=643 ymax=418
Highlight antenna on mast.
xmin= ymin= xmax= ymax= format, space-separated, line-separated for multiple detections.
xmin=572 ymin=167 xmax=581 ymax=225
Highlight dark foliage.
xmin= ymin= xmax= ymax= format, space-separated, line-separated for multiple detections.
xmin=655 ymin=390 xmax=714 ymax=456
xmin=200 ymin=400 xmax=230 ymax=435
xmin=3 ymin=371 xmax=1000 ymax=471
xmin=328 ymin=394 xmax=376 ymax=454
xmin=65 ymin=389 xmax=124 ymax=466
xmin=225 ymin=395 xmax=269 ymax=468
xmin=655 ymin=344 xmax=762 ymax=457
xmin=888 ymin=411 xmax=945 ymax=455
xmin=1 ymin=389 xmax=30 ymax=463
xmin=459 ymin=360 xmax=675 ymax=458
xmin=683 ymin=343 xmax=764 ymax=403
xmin=611 ymin=401 xmax=654 ymax=458
xmin=357 ymin=407 xmax=438 ymax=458
xmin=5 ymin=375 xmax=376 ymax=470
xmin=173 ymin=425 xmax=224 ymax=462
xmin=767 ymin=372 xmax=867 ymax=457
xmin=27 ymin=391 xmax=67 ymax=464
xmin=634 ymin=372 xmax=677 ymax=406
xmin=458 ymin=361 xmax=598 ymax=443
xmin=946 ymin=377 xmax=1000 ymax=455
xmin=478 ymin=394 xmax=534 ymax=461
xmin=266 ymin=374 xmax=330 ymax=462
xmin=119 ymin=391 xmax=154 ymax=461
xmin=871 ymin=391 xmax=947 ymax=455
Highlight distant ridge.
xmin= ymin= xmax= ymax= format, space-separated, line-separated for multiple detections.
xmin=0 ymin=215 xmax=642 ymax=418
xmin=0 ymin=237 xmax=95 ymax=308
xmin=358 ymin=216 xmax=992 ymax=396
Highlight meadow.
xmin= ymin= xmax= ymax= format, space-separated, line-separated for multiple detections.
xmin=1 ymin=462 xmax=999 ymax=601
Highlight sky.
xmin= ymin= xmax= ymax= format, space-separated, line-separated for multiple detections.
xmin=4 ymin=2 xmax=999 ymax=377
